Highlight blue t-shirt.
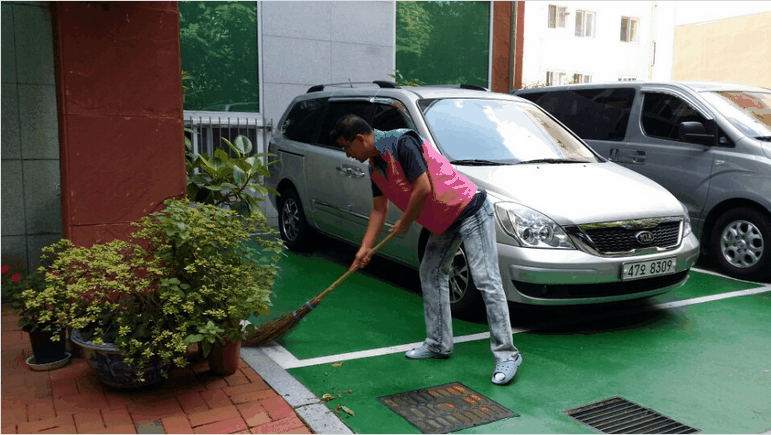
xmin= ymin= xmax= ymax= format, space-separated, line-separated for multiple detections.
xmin=370 ymin=130 xmax=428 ymax=198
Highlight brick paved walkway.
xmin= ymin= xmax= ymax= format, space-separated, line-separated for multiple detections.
xmin=1 ymin=305 xmax=313 ymax=434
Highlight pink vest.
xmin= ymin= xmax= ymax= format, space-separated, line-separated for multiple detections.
xmin=370 ymin=131 xmax=476 ymax=234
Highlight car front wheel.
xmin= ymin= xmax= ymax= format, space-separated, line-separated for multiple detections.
xmin=448 ymin=244 xmax=485 ymax=320
xmin=278 ymin=187 xmax=314 ymax=251
xmin=710 ymin=207 xmax=771 ymax=282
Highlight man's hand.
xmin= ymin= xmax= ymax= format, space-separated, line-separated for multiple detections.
xmin=389 ymin=219 xmax=411 ymax=235
xmin=350 ymin=245 xmax=374 ymax=271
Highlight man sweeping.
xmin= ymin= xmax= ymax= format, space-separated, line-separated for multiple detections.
xmin=332 ymin=114 xmax=522 ymax=385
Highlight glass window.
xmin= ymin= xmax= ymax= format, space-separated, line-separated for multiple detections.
xmin=700 ymin=91 xmax=771 ymax=138
xmin=371 ymin=102 xmax=414 ymax=132
xmin=523 ymin=88 xmax=635 ymax=142
xmin=281 ymin=98 xmax=329 ymax=144
xmin=422 ymin=99 xmax=598 ymax=163
xmin=642 ymin=93 xmax=708 ymax=142
xmin=549 ymin=5 xmax=568 ymax=29
xmin=546 ymin=71 xmax=565 ymax=86
xmin=620 ymin=16 xmax=639 ymax=42
xmin=317 ymin=102 xmax=375 ymax=148
xmin=575 ymin=10 xmax=596 ymax=37
xmin=395 ymin=1 xmax=490 ymax=88
xmin=179 ymin=1 xmax=259 ymax=112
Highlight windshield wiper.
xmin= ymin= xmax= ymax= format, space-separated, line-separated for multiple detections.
xmin=450 ymin=159 xmax=510 ymax=166
xmin=756 ymin=136 xmax=771 ymax=142
xmin=516 ymin=158 xmax=585 ymax=165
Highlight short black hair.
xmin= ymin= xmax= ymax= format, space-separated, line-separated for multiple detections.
xmin=331 ymin=114 xmax=373 ymax=143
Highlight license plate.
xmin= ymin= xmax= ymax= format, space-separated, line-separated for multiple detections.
xmin=622 ymin=257 xmax=677 ymax=280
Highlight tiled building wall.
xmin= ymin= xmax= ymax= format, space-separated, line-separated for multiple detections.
xmin=1 ymin=2 xmax=62 ymax=289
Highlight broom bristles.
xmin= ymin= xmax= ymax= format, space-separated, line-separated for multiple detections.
xmin=242 ymin=233 xmax=396 ymax=347
xmin=243 ymin=301 xmax=316 ymax=346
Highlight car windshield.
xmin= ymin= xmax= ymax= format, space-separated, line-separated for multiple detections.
xmin=422 ymin=98 xmax=599 ymax=164
xmin=700 ymin=91 xmax=771 ymax=138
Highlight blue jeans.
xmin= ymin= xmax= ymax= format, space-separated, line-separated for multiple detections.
xmin=419 ymin=200 xmax=519 ymax=363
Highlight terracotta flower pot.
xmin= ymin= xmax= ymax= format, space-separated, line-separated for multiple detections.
xmin=207 ymin=339 xmax=242 ymax=376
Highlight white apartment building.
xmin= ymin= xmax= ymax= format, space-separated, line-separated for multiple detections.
xmin=521 ymin=1 xmax=676 ymax=87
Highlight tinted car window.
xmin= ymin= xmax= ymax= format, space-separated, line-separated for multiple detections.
xmin=372 ymin=102 xmax=413 ymax=131
xmin=282 ymin=98 xmax=328 ymax=143
xmin=521 ymin=88 xmax=634 ymax=141
xmin=317 ymin=102 xmax=374 ymax=147
xmin=423 ymin=98 xmax=598 ymax=163
xmin=642 ymin=93 xmax=708 ymax=142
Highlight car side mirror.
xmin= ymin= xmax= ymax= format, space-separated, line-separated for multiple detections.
xmin=678 ymin=121 xmax=716 ymax=146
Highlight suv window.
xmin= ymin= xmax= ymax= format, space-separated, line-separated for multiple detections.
xmin=317 ymin=102 xmax=374 ymax=147
xmin=282 ymin=98 xmax=328 ymax=143
xmin=642 ymin=93 xmax=708 ymax=142
xmin=372 ymin=102 xmax=414 ymax=131
xmin=520 ymin=88 xmax=634 ymax=141
xmin=316 ymin=100 xmax=413 ymax=147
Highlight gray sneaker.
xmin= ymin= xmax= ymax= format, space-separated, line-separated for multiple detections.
xmin=405 ymin=345 xmax=451 ymax=359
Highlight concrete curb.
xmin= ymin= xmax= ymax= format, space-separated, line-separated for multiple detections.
xmin=240 ymin=346 xmax=354 ymax=434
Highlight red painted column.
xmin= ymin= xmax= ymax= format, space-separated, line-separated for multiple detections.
xmin=50 ymin=2 xmax=185 ymax=247
xmin=491 ymin=1 xmax=525 ymax=93
xmin=513 ymin=2 xmax=525 ymax=90
xmin=491 ymin=1 xmax=513 ymax=93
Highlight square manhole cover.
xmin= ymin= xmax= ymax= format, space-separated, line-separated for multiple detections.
xmin=378 ymin=382 xmax=518 ymax=433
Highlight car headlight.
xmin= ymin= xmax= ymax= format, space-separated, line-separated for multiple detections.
xmin=494 ymin=202 xmax=575 ymax=249
xmin=681 ymin=202 xmax=692 ymax=237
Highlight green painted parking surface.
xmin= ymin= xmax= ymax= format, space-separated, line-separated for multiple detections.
xmin=250 ymin=237 xmax=770 ymax=433
xmin=288 ymin=291 xmax=771 ymax=434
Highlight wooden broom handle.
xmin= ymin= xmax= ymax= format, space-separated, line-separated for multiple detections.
xmin=311 ymin=232 xmax=398 ymax=304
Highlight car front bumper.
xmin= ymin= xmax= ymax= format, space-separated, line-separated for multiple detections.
xmin=498 ymin=232 xmax=700 ymax=305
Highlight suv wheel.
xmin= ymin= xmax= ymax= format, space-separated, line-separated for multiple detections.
xmin=278 ymin=187 xmax=313 ymax=251
xmin=710 ymin=207 xmax=771 ymax=281
xmin=448 ymin=244 xmax=485 ymax=320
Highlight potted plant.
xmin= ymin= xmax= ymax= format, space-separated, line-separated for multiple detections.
xmin=4 ymin=243 xmax=72 ymax=370
xmin=46 ymin=238 xmax=190 ymax=388
xmin=132 ymin=198 xmax=282 ymax=375
xmin=185 ymin=133 xmax=279 ymax=217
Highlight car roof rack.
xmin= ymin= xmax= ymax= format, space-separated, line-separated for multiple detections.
xmin=307 ymin=80 xmax=400 ymax=93
xmin=419 ymin=84 xmax=490 ymax=92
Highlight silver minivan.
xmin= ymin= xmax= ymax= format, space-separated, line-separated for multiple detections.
xmin=267 ymin=82 xmax=700 ymax=317
xmin=515 ymin=81 xmax=771 ymax=282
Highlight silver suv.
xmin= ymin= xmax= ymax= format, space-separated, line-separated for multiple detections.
xmin=266 ymin=81 xmax=700 ymax=317
xmin=515 ymin=81 xmax=771 ymax=282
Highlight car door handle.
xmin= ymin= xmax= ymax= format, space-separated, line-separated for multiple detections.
xmin=609 ymin=149 xmax=646 ymax=165
xmin=336 ymin=165 xmax=352 ymax=176
xmin=349 ymin=168 xmax=365 ymax=178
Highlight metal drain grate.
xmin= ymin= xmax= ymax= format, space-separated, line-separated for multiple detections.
xmin=379 ymin=382 xmax=517 ymax=433
xmin=564 ymin=397 xmax=699 ymax=434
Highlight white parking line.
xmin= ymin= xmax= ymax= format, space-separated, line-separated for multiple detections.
xmin=264 ymin=283 xmax=771 ymax=370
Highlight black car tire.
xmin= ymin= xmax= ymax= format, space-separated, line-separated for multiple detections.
xmin=278 ymin=187 xmax=314 ymax=251
xmin=710 ymin=206 xmax=771 ymax=282
xmin=448 ymin=244 xmax=485 ymax=320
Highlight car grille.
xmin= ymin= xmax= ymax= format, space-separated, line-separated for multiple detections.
xmin=580 ymin=221 xmax=681 ymax=254
xmin=513 ymin=270 xmax=688 ymax=300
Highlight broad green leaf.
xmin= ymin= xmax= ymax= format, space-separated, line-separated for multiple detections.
xmin=222 ymin=138 xmax=241 ymax=156
xmin=214 ymin=148 xmax=230 ymax=162
xmin=234 ymin=135 xmax=253 ymax=154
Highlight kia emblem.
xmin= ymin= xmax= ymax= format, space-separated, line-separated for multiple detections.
xmin=635 ymin=230 xmax=655 ymax=245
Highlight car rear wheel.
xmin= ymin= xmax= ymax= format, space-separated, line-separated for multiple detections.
xmin=278 ymin=187 xmax=314 ymax=251
xmin=710 ymin=207 xmax=771 ymax=282
xmin=448 ymin=244 xmax=485 ymax=320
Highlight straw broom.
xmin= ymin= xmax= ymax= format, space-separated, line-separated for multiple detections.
xmin=243 ymin=232 xmax=397 ymax=346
